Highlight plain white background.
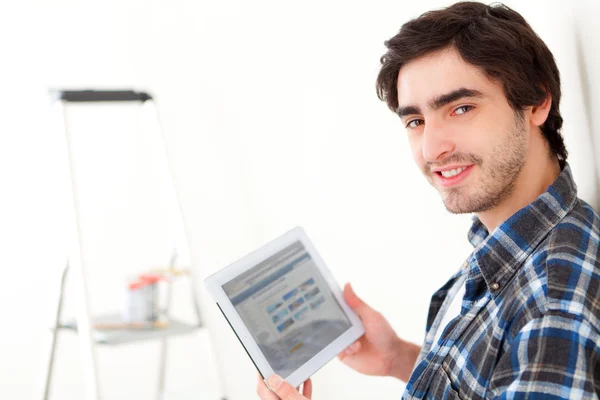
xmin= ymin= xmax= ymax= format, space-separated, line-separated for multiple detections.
xmin=2 ymin=0 xmax=600 ymax=399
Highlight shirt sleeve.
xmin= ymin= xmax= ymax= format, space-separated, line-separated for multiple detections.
xmin=488 ymin=311 xmax=600 ymax=399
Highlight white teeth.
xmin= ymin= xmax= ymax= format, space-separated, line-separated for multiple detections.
xmin=441 ymin=167 xmax=467 ymax=178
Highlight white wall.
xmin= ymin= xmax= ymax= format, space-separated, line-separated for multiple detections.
xmin=2 ymin=1 xmax=599 ymax=399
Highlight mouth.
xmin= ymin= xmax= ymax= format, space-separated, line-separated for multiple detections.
xmin=432 ymin=165 xmax=474 ymax=187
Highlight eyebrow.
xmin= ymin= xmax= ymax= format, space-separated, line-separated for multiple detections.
xmin=396 ymin=88 xmax=485 ymax=118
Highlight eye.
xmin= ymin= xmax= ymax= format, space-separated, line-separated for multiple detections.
xmin=405 ymin=119 xmax=424 ymax=129
xmin=454 ymin=105 xmax=474 ymax=115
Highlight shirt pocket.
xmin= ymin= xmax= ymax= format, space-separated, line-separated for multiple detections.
xmin=426 ymin=367 xmax=464 ymax=400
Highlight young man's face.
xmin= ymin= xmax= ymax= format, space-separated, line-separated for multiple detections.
xmin=396 ymin=48 xmax=530 ymax=214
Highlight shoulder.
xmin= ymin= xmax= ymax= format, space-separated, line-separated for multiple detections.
xmin=535 ymin=198 xmax=600 ymax=331
xmin=546 ymin=198 xmax=600 ymax=256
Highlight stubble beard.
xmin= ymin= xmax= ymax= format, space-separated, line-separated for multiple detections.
xmin=434 ymin=113 xmax=528 ymax=214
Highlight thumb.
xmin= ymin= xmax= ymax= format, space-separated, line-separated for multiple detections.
xmin=344 ymin=283 xmax=375 ymax=318
xmin=268 ymin=375 xmax=305 ymax=400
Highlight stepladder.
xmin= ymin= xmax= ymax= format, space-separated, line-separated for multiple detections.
xmin=44 ymin=90 xmax=228 ymax=400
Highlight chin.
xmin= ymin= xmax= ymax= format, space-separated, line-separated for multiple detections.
xmin=441 ymin=189 xmax=480 ymax=214
xmin=442 ymin=202 xmax=473 ymax=214
xmin=442 ymin=193 xmax=499 ymax=214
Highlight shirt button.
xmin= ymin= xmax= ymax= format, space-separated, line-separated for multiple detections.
xmin=490 ymin=282 xmax=500 ymax=291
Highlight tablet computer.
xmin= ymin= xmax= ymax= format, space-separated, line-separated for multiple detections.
xmin=204 ymin=227 xmax=365 ymax=389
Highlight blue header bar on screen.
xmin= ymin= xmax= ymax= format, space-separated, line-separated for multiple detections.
xmin=229 ymin=253 xmax=311 ymax=306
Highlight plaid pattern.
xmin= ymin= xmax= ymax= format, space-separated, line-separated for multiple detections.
xmin=403 ymin=163 xmax=600 ymax=399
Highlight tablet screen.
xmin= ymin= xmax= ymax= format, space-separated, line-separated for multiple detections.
xmin=222 ymin=241 xmax=352 ymax=377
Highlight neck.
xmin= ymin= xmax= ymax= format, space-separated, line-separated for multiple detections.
xmin=476 ymin=135 xmax=561 ymax=233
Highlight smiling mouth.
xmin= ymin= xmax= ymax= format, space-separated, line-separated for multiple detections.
xmin=436 ymin=166 xmax=468 ymax=178
xmin=432 ymin=165 xmax=474 ymax=187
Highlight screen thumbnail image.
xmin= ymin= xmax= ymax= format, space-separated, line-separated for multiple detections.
xmin=310 ymin=296 xmax=325 ymax=310
xmin=266 ymin=301 xmax=284 ymax=314
xmin=299 ymin=278 xmax=315 ymax=291
xmin=303 ymin=286 xmax=320 ymax=301
xmin=293 ymin=306 xmax=309 ymax=321
xmin=271 ymin=308 xmax=289 ymax=324
xmin=288 ymin=297 xmax=305 ymax=312
xmin=277 ymin=318 xmax=294 ymax=333
xmin=282 ymin=288 xmax=299 ymax=302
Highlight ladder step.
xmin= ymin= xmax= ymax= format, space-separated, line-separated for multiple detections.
xmin=53 ymin=89 xmax=152 ymax=103
xmin=60 ymin=314 xmax=202 ymax=345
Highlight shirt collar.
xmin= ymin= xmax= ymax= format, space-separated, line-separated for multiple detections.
xmin=465 ymin=162 xmax=578 ymax=297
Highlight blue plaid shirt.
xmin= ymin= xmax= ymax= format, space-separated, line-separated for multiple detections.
xmin=403 ymin=163 xmax=600 ymax=399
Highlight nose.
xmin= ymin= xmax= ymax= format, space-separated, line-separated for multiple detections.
xmin=421 ymin=119 xmax=455 ymax=162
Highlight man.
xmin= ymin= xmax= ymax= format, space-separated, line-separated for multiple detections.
xmin=257 ymin=2 xmax=600 ymax=399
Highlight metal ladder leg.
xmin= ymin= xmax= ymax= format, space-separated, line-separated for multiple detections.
xmin=43 ymin=262 xmax=70 ymax=400
xmin=156 ymin=252 xmax=177 ymax=400
xmin=61 ymin=100 xmax=102 ymax=400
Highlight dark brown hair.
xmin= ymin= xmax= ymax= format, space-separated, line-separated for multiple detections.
xmin=376 ymin=1 xmax=567 ymax=160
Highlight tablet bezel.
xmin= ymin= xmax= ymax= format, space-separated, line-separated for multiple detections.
xmin=204 ymin=226 xmax=365 ymax=389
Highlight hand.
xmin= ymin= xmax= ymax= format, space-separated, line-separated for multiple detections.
xmin=337 ymin=283 xmax=421 ymax=382
xmin=256 ymin=373 xmax=312 ymax=400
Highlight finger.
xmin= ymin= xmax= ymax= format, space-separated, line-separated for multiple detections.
xmin=337 ymin=340 xmax=361 ymax=361
xmin=302 ymin=378 xmax=312 ymax=399
xmin=257 ymin=374 xmax=279 ymax=400
xmin=346 ymin=340 xmax=362 ymax=354
xmin=268 ymin=374 xmax=305 ymax=400
xmin=343 ymin=283 xmax=375 ymax=317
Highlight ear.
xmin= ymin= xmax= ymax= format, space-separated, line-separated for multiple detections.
xmin=530 ymin=93 xmax=552 ymax=127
